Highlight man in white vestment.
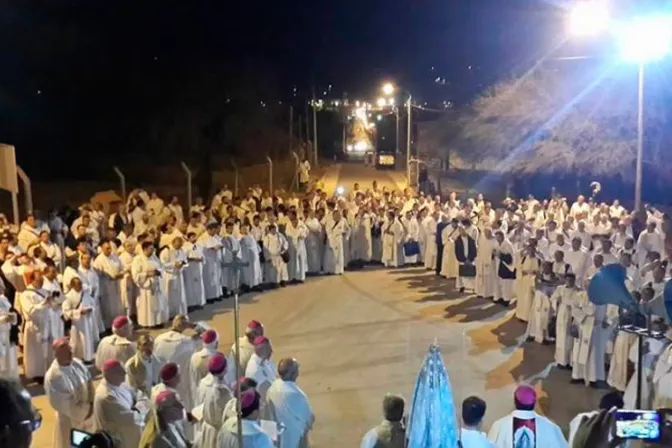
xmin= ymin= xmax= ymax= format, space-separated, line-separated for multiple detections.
xmin=94 ymin=358 xmax=147 ymax=448
xmin=551 ymin=274 xmax=579 ymax=369
xmin=217 ymin=389 xmax=274 ymax=448
xmin=63 ymin=277 xmax=99 ymax=363
xmin=263 ymin=224 xmax=290 ymax=285
xmin=423 ymin=212 xmax=439 ymax=270
xmin=95 ymin=315 xmax=136 ymax=371
xmin=245 ymin=335 xmax=278 ymax=403
xmin=475 ymin=228 xmax=497 ymax=300
xmin=197 ymin=223 xmax=223 ymax=303
xmin=132 ymin=241 xmax=168 ymax=327
xmin=117 ymin=239 xmax=137 ymax=316
xmin=440 ymin=219 xmax=460 ymax=279
xmin=183 ymin=232 xmax=206 ymax=310
xmin=570 ymin=195 xmax=590 ymax=220
xmin=17 ymin=214 xmax=42 ymax=254
xmin=44 ymin=338 xmax=95 ymax=448
xmin=299 ymin=158 xmax=311 ymax=189
xmin=304 ymin=209 xmax=324 ymax=273
xmin=460 ymin=396 xmax=494 ymax=448
xmin=21 ymin=270 xmax=64 ymax=380
xmin=159 ymin=235 xmax=188 ymax=318
xmin=154 ymin=315 xmax=207 ymax=413
xmin=238 ymin=224 xmax=263 ymax=291
xmin=516 ymin=246 xmax=540 ymax=322
xmin=194 ymin=353 xmax=233 ymax=448
xmin=382 ymin=211 xmax=405 ymax=268
xmin=637 ymin=221 xmax=665 ymax=268
xmin=323 ymin=210 xmax=348 ymax=274
xmin=652 ymin=328 xmax=672 ymax=409
xmin=267 ymin=358 xmax=315 ymax=448
xmin=570 ymin=288 xmax=608 ymax=386
xmin=624 ymin=328 xmax=668 ymax=409
xmin=126 ymin=333 xmax=162 ymax=397
xmin=93 ymin=241 xmax=125 ymax=330
xmin=232 ymin=319 xmax=265 ymax=374
xmin=140 ymin=389 xmax=191 ymax=448
xmin=360 ymin=394 xmax=405 ymax=448
xmin=488 ymin=385 xmax=567 ymax=448
xmin=189 ymin=329 xmax=220 ymax=402
xmin=221 ymin=221 xmax=242 ymax=296
xmin=565 ymin=237 xmax=590 ymax=289
xmin=350 ymin=206 xmax=373 ymax=264
xmin=285 ymin=211 xmax=309 ymax=282
xmin=77 ymin=252 xmax=104 ymax=332
xmin=38 ymin=229 xmax=62 ymax=267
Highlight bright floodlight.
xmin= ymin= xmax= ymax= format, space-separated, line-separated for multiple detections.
xmin=617 ymin=16 xmax=672 ymax=63
xmin=376 ymin=97 xmax=387 ymax=107
xmin=568 ymin=2 xmax=609 ymax=37
xmin=336 ymin=186 xmax=345 ymax=195
xmin=382 ymin=82 xmax=395 ymax=96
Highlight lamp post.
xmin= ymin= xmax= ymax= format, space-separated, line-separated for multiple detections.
xmin=568 ymin=4 xmax=671 ymax=211
xmin=615 ymin=16 xmax=672 ymax=211
xmin=381 ymin=82 xmax=413 ymax=185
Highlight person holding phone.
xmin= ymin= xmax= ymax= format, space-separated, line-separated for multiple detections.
xmin=0 ymin=379 xmax=41 ymax=448
xmin=0 ymin=291 xmax=18 ymax=380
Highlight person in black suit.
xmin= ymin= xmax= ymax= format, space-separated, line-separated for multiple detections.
xmin=455 ymin=226 xmax=478 ymax=293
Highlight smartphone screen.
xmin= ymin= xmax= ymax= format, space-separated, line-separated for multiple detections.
xmin=615 ymin=410 xmax=660 ymax=440
xmin=71 ymin=428 xmax=92 ymax=446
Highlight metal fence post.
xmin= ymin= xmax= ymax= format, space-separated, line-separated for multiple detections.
xmin=11 ymin=192 xmax=19 ymax=226
xmin=291 ymin=151 xmax=300 ymax=191
xmin=113 ymin=166 xmax=127 ymax=204
xmin=180 ymin=161 xmax=192 ymax=211
xmin=232 ymin=161 xmax=239 ymax=196
xmin=265 ymin=155 xmax=273 ymax=193
xmin=16 ymin=166 xmax=32 ymax=215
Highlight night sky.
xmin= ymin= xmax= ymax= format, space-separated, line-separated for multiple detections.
xmin=1 ymin=1 xmax=568 ymax=104
xmin=0 ymin=0 xmax=668 ymax=177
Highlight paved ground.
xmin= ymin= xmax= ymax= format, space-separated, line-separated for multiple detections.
xmin=29 ymin=266 xmax=605 ymax=447
xmin=318 ymin=162 xmax=408 ymax=196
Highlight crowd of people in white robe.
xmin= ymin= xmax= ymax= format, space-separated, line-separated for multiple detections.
xmin=440 ymin=193 xmax=672 ymax=413
xmin=37 ymin=314 xmax=314 ymax=448
xmin=0 ymin=184 xmax=357 ymax=447
xmin=2 ymin=180 xmax=672 ymax=447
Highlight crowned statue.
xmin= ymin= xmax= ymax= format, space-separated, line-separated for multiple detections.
xmin=407 ymin=343 xmax=460 ymax=448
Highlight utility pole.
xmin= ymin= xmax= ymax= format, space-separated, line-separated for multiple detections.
xmin=312 ymin=89 xmax=319 ymax=166
xmin=305 ymin=102 xmax=311 ymax=162
xmin=406 ymin=95 xmax=412 ymax=186
xmin=298 ymin=113 xmax=303 ymax=143
xmin=222 ymin=258 xmax=250 ymax=448
xmin=395 ymin=107 xmax=400 ymax=155
xmin=289 ymin=105 xmax=294 ymax=156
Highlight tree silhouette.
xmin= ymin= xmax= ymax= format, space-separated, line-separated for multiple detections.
xmin=424 ymin=65 xmax=672 ymax=180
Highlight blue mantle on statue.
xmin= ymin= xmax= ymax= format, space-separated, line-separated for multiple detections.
xmin=407 ymin=344 xmax=460 ymax=448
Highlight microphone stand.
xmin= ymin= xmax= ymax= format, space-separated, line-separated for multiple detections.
xmin=223 ymin=258 xmax=249 ymax=447
xmin=618 ymin=312 xmax=665 ymax=409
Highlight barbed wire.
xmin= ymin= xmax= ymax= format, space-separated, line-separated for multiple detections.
xmin=411 ymin=104 xmax=451 ymax=113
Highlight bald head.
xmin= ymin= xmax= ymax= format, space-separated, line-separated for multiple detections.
xmin=171 ymin=314 xmax=189 ymax=332
xmin=277 ymin=358 xmax=299 ymax=381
